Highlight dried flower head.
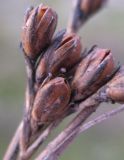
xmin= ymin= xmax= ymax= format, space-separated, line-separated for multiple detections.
xmin=36 ymin=31 xmax=82 ymax=84
xmin=32 ymin=77 xmax=71 ymax=124
xmin=21 ymin=4 xmax=57 ymax=59
xmin=71 ymin=47 xmax=115 ymax=101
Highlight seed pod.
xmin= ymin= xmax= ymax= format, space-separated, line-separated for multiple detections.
xmin=35 ymin=29 xmax=66 ymax=84
xmin=106 ymin=66 xmax=124 ymax=103
xmin=21 ymin=4 xmax=57 ymax=59
xmin=36 ymin=31 xmax=82 ymax=83
xmin=70 ymin=0 xmax=107 ymax=32
xmin=71 ymin=47 xmax=115 ymax=101
xmin=80 ymin=0 xmax=107 ymax=16
xmin=32 ymin=77 xmax=71 ymax=124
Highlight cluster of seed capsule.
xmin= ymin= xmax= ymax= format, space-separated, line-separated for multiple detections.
xmin=21 ymin=3 xmax=124 ymax=126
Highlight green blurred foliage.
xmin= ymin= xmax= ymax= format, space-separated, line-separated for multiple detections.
xmin=0 ymin=0 xmax=124 ymax=159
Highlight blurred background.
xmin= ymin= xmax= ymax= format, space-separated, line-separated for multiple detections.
xmin=0 ymin=0 xmax=124 ymax=159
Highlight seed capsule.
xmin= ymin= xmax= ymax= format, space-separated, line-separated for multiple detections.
xmin=70 ymin=0 xmax=107 ymax=32
xmin=32 ymin=77 xmax=71 ymax=124
xmin=71 ymin=47 xmax=115 ymax=101
xmin=36 ymin=31 xmax=82 ymax=83
xmin=106 ymin=66 xmax=124 ymax=103
xmin=21 ymin=4 xmax=57 ymax=59
xmin=80 ymin=0 xmax=107 ymax=16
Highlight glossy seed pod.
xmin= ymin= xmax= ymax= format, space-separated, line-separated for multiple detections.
xmin=36 ymin=31 xmax=82 ymax=83
xmin=106 ymin=66 xmax=124 ymax=103
xmin=32 ymin=77 xmax=71 ymax=124
xmin=21 ymin=4 xmax=57 ymax=59
xmin=71 ymin=47 xmax=115 ymax=101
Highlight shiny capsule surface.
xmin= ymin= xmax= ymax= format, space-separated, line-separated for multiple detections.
xmin=22 ymin=4 xmax=57 ymax=59
xmin=36 ymin=32 xmax=82 ymax=83
xmin=32 ymin=77 xmax=71 ymax=124
xmin=71 ymin=47 xmax=115 ymax=101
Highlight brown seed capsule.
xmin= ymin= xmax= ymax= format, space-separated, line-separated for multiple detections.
xmin=71 ymin=47 xmax=115 ymax=101
xmin=32 ymin=77 xmax=71 ymax=124
xmin=81 ymin=0 xmax=107 ymax=15
xmin=36 ymin=31 xmax=82 ymax=83
xmin=70 ymin=0 xmax=107 ymax=32
xmin=21 ymin=4 xmax=57 ymax=59
xmin=106 ymin=66 xmax=124 ymax=103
